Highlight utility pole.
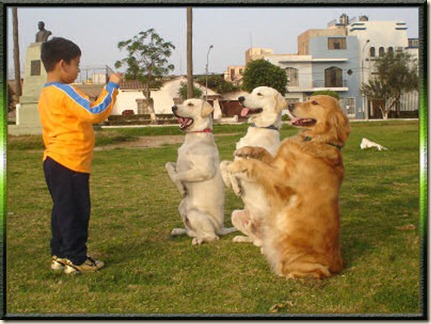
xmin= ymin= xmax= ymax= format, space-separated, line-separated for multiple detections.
xmin=186 ymin=7 xmax=193 ymax=99
xmin=12 ymin=7 xmax=21 ymax=102
xmin=187 ymin=7 xmax=193 ymax=99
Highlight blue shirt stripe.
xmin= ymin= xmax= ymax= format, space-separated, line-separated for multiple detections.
xmin=45 ymin=82 xmax=119 ymax=115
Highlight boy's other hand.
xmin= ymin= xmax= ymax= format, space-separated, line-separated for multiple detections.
xmin=109 ymin=73 xmax=123 ymax=85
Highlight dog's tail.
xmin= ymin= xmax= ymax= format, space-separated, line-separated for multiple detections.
xmin=217 ymin=226 xmax=237 ymax=236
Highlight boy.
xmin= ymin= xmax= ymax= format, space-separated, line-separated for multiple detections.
xmin=38 ymin=37 xmax=122 ymax=274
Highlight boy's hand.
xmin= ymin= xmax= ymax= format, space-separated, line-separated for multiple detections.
xmin=109 ymin=73 xmax=123 ymax=85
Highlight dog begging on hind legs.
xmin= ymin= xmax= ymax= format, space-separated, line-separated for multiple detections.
xmin=166 ymin=99 xmax=237 ymax=245
xmin=220 ymin=86 xmax=288 ymax=247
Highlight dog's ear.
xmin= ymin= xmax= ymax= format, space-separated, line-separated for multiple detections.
xmin=330 ymin=109 xmax=350 ymax=143
xmin=275 ymin=92 xmax=287 ymax=112
xmin=201 ymin=101 xmax=214 ymax=117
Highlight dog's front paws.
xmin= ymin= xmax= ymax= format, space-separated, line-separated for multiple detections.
xmin=165 ymin=162 xmax=177 ymax=178
xmin=235 ymin=146 xmax=268 ymax=161
xmin=220 ymin=160 xmax=233 ymax=189
xmin=230 ymin=174 xmax=243 ymax=196
xmin=227 ymin=159 xmax=250 ymax=174
xmin=166 ymin=162 xmax=187 ymax=196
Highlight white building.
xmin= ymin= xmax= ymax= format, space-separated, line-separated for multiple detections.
xmin=347 ymin=16 xmax=418 ymax=118
xmin=112 ymin=76 xmax=219 ymax=115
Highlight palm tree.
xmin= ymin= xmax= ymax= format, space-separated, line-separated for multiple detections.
xmin=12 ymin=7 xmax=21 ymax=102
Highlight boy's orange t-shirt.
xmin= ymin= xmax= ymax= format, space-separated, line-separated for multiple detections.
xmin=38 ymin=81 xmax=119 ymax=173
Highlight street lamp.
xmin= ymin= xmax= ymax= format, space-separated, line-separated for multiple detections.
xmin=205 ymin=45 xmax=214 ymax=100
xmin=361 ymin=39 xmax=370 ymax=119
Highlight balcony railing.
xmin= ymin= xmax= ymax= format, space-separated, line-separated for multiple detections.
xmin=312 ymin=79 xmax=349 ymax=88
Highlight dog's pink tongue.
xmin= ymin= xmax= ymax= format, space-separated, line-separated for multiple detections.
xmin=289 ymin=117 xmax=301 ymax=125
xmin=240 ymin=108 xmax=250 ymax=117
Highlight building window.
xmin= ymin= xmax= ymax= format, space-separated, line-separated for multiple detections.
xmin=285 ymin=67 xmax=299 ymax=87
xmin=370 ymin=47 xmax=376 ymax=57
xmin=345 ymin=97 xmax=356 ymax=116
xmin=325 ymin=67 xmax=343 ymax=87
xmin=328 ymin=37 xmax=346 ymax=50
xmin=388 ymin=47 xmax=394 ymax=55
xmin=379 ymin=47 xmax=385 ymax=56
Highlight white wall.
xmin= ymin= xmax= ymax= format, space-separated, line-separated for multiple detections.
xmin=112 ymin=76 xmax=219 ymax=115
xmin=112 ymin=90 xmax=144 ymax=115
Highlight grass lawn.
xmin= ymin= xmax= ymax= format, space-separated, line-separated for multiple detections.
xmin=5 ymin=120 xmax=423 ymax=318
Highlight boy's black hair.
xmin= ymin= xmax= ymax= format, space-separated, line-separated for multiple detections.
xmin=41 ymin=37 xmax=81 ymax=72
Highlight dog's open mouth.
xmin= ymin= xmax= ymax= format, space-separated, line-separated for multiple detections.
xmin=176 ymin=116 xmax=194 ymax=130
xmin=240 ymin=107 xmax=263 ymax=117
xmin=289 ymin=117 xmax=317 ymax=127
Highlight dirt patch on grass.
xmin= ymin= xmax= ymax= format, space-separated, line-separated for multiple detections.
xmin=95 ymin=133 xmax=240 ymax=151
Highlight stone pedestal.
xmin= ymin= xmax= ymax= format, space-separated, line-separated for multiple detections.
xmin=9 ymin=43 xmax=46 ymax=135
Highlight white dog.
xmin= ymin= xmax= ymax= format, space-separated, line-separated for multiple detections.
xmin=360 ymin=137 xmax=388 ymax=151
xmin=166 ymin=99 xmax=237 ymax=245
xmin=220 ymin=86 xmax=287 ymax=246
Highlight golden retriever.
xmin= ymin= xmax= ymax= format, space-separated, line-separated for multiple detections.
xmin=227 ymin=95 xmax=350 ymax=279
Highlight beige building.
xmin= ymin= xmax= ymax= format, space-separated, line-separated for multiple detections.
xmin=297 ymin=28 xmax=347 ymax=55
xmin=223 ymin=65 xmax=245 ymax=85
xmin=245 ymin=48 xmax=274 ymax=64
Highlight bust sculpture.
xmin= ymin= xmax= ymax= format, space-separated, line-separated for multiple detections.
xmin=35 ymin=21 xmax=52 ymax=43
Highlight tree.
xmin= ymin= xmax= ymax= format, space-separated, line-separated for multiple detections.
xmin=312 ymin=90 xmax=340 ymax=100
xmin=195 ymin=75 xmax=239 ymax=94
xmin=178 ymin=82 xmax=203 ymax=99
xmin=361 ymin=51 xmax=418 ymax=119
xmin=241 ymin=59 xmax=288 ymax=95
xmin=115 ymin=28 xmax=175 ymax=123
xmin=361 ymin=79 xmax=392 ymax=119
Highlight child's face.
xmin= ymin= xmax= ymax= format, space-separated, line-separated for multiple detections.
xmin=60 ymin=56 xmax=80 ymax=84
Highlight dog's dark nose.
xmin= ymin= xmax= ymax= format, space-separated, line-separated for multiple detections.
xmin=287 ymin=103 xmax=295 ymax=111
xmin=172 ymin=106 xmax=177 ymax=113
xmin=238 ymin=96 xmax=245 ymax=103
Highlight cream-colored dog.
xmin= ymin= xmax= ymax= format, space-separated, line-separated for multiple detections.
xmin=360 ymin=138 xmax=388 ymax=151
xmin=166 ymin=99 xmax=236 ymax=245
xmin=220 ymin=86 xmax=287 ymax=247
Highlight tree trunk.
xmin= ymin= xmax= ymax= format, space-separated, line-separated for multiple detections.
xmin=186 ymin=7 xmax=193 ymax=99
xmin=12 ymin=7 xmax=21 ymax=102
xmin=395 ymin=94 xmax=401 ymax=118
xmin=143 ymin=86 xmax=157 ymax=124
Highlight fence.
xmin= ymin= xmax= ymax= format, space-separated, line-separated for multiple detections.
xmin=74 ymin=65 xmax=115 ymax=85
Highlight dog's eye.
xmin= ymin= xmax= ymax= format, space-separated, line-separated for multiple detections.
xmin=257 ymin=93 xmax=263 ymax=96
xmin=187 ymin=103 xmax=194 ymax=107
xmin=311 ymin=101 xmax=319 ymax=105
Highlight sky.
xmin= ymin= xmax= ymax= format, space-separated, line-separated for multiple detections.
xmin=6 ymin=5 xmax=421 ymax=79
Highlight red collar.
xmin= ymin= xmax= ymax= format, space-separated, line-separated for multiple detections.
xmin=189 ymin=128 xmax=212 ymax=134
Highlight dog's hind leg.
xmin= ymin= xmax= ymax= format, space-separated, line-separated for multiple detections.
xmin=172 ymin=198 xmax=195 ymax=237
xmin=171 ymin=228 xmax=188 ymax=236
xmin=282 ymin=262 xmax=331 ymax=279
xmin=231 ymin=209 xmax=262 ymax=245
xmin=186 ymin=209 xmax=219 ymax=245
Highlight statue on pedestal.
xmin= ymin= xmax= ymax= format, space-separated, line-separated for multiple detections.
xmin=35 ymin=21 xmax=51 ymax=43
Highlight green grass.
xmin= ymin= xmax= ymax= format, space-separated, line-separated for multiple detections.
xmin=6 ymin=120 xmax=423 ymax=318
